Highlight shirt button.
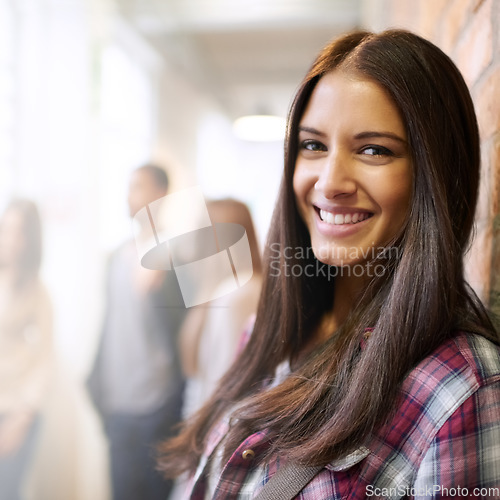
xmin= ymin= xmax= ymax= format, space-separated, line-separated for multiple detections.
xmin=242 ymin=449 xmax=255 ymax=460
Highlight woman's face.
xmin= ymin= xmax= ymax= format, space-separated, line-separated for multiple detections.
xmin=293 ymin=70 xmax=412 ymax=268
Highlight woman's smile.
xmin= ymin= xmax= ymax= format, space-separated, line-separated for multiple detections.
xmin=314 ymin=206 xmax=374 ymax=239
xmin=317 ymin=209 xmax=373 ymax=226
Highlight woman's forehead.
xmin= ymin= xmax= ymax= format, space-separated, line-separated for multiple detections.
xmin=299 ymin=70 xmax=407 ymax=139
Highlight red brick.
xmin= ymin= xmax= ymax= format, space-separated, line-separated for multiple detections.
xmin=440 ymin=0 xmax=473 ymax=53
xmin=456 ymin=0 xmax=493 ymax=86
xmin=490 ymin=136 xmax=500 ymax=217
xmin=475 ymin=66 xmax=500 ymax=140
xmin=476 ymin=146 xmax=492 ymax=223
xmin=387 ymin=0 xmax=425 ymax=29
xmin=489 ymin=217 xmax=500 ymax=313
xmin=472 ymin=0 xmax=487 ymax=12
xmin=465 ymin=221 xmax=492 ymax=302
xmin=417 ymin=0 xmax=450 ymax=39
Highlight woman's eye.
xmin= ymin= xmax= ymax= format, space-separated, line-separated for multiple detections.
xmin=301 ymin=140 xmax=327 ymax=152
xmin=360 ymin=145 xmax=393 ymax=157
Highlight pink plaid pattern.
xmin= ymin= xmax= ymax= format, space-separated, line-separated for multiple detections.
xmin=186 ymin=333 xmax=500 ymax=499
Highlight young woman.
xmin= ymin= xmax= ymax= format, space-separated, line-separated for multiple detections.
xmin=0 ymin=199 xmax=53 ymax=500
xmin=159 ymin=29 xmax=500 ymax=499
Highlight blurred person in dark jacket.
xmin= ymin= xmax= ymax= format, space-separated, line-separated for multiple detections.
xmin=87 ymin=164 xmax=186 ymax=500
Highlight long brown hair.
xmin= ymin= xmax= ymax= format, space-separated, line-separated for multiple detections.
xmin=158 ymin=29 xmax=498 ymax=475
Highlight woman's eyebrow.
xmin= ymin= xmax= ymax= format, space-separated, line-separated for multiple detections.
xmin=298 ymin=127 xmax=407 ymax=145
xmin=298 ymin=125 xmax=327 ymax=137
xmin=354 ymin=131 xmax=407 ymax=144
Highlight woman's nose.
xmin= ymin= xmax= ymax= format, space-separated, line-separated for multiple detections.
xmin=314 ymin=150 xmax=357 ymax=199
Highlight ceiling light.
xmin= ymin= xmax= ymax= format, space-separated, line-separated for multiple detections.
xmin=232 ymin=114 xmax=286 ymax=142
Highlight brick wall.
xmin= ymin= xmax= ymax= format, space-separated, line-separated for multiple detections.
xmin=375 ymin=0 xmax=500 ymax=319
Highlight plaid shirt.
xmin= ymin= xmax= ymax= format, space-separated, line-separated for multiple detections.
xmin=187 ymin=333 xmax=500 ymax=499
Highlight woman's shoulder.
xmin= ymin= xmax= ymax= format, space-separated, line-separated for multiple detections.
xmin=407 ymin=332 xmax=500 ymax=391
xmin=393 ymin=332 xmax=500 ymax=438
xmin=452 ymin=332 xmax=500 ymax=380
xmin=393 ymin=334 xmax=500 ymax=491
xmin=364 ymin=333 xmax=500 ymax=488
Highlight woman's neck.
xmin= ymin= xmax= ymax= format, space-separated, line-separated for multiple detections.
xmin=333 ymin=271 xmax=367 ymax=323
xmin=298 ymin=269 xmax=369 ymax=358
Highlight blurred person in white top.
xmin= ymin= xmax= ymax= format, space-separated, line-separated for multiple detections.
xmin=0 ymin=199 xmax=53 ymax=500
xmin=179 ymin=199 xmax=262 ymax=418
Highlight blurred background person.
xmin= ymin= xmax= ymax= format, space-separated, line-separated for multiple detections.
xmin=87 ymin=164 xmax=186 ymax=500
xmin=179 ymin=198 xmax=262 ymax=418
xmin=0 ymin=199 xmax=53 ymax=500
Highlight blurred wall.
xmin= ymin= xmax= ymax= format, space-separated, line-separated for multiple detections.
xmin=364 ymin=0 xmax=500 ymax=319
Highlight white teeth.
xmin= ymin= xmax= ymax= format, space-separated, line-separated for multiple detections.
xmin=320 ymin=209 xmax=335 ymax=224
xmin=319 ymin=209 xmax=371 ymax=225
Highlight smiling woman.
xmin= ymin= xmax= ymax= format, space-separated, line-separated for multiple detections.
xmin=158 ymin=29 xmax=500 ymax=499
